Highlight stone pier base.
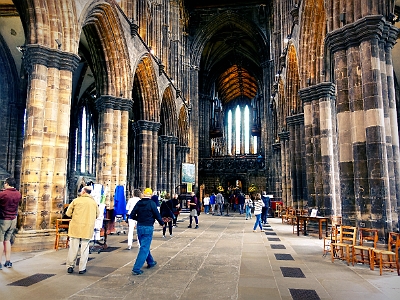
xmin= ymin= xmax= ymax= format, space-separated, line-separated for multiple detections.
xmin=12 ymin=230 xmax=56 ymax=252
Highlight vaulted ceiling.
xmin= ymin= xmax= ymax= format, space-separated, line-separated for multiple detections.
xmin=187 ymin=1 xmax=268 ymax=105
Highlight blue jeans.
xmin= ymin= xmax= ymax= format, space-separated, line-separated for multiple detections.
xmin=253 ymin=214 xmax=263 ymax=230
xmin=245 ymin=205 xmax=252 ymax=219
xmin=133 ymin=225 xmax=156 ymax=272
xmin=204 ymin=205 xmax=210 ymax=214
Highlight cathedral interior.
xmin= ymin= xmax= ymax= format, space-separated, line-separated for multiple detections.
xmin=1 ymin=0 xmax=400 ymax=250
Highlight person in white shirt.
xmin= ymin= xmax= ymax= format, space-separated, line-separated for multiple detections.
xmin=203 ymin=194 xmax=210 ymax=214
xmin=252 ymin=193 xmax=265 ymax=232
xmin=126 ymin=189 xmax=141 ymax=250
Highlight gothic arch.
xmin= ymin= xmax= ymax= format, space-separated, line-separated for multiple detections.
xmin=160 ymin=86 xmax=178 ymax=136
xmin=81 ymin=1 xmax=132 ymax=98
xmin=285 ymin=43 xmax=301 ymax=115
xmin=13 ymin=0 xmax=79 ymax=53
xmin=298 ymin=0 xmax=326 ymax=88
xmin=134 ymin=55 xmax=160 ymax=122
xmin=178 ymin=106 xmax=189 ymax=146
xmin=190 ymin=11 xmax=269 ymax=68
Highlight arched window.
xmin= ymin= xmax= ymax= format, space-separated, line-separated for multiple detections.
xmin=226 ymin=104 xmax=257 ymax=155
xmin=74 ymin=106 xmax=96 ymax=175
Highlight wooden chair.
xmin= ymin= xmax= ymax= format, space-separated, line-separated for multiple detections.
xmin=282 ymin=207 xmax=295 ymax=224
xmin=274 ymin=204 xmax=284 ymax=218
xmin=330 ymin=225 xmax=357 ymax=265
xmin=323 ymin=224 xmax=341 ymax=257
xmin=54 ymin=218 xmax=71 ymax=250
xmin=352 ymin=228 xmax=378 ymax=267
xmin=371 ymin=232 xmax=400 ymax=275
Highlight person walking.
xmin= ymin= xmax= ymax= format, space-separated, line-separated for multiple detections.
xmin=215 ymin=192 xmax=224 ymax=216
xmin=187 ymin=192 xmax=199 ymax=228
xmin=209 ymin=193 xmax=216 ymax=215
xmin=126 ymin=189 xmax=141 ymax=250
xmin=171 ymin=193 xmax=180 ymax=227
xmin=130 ymin=188 xmax=164 ymax=275
xmin=238 ymin=192 xmax=245 ymax=215
xmin=160 ymin=193 xmax=174 ymax=237
xmin=252 ymin=193 xmax=265 ymax=232
xmin=261 ymin=191 xmax=271 ymax=224
xmin=244 ymin=194 xmax=253 ymax=220
xmin=0 ymin=177 xmax=22 ymax=269
xmin=203 ymin=194 xmax=210 ymax=214
xmin=65 ymin=185 xmax=100 ymax=274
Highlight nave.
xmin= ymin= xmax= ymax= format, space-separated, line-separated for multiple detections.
xmin=1 ymin=213 xmax=398 ymax=300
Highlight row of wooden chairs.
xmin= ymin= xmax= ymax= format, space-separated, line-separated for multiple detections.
xmin=328 ymin=225 xmax=400 ymax=276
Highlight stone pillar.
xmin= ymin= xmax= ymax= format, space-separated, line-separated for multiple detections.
xmin=169 ymin=136 xmax=178 ymax=194
xmin=159 ymin=135 xmax=169 ymax=191
xmin=326 ymin=16 xmax=400 ymax=235
xmin=132 ymin=120 xmax=161 ymax=192
xmin=189 ymin=66 xmax=199 ymax=189
xmin=14 ymin=45 xmax=79 ymax=250
xmin=299 ymin=83 xmax=340 ymax=216
xmin=95 ymin=96 xmax=132 ymax=208
xmin=279 ymin=131 xmax=291 ymax=206
xmin=287 ymin=114 xmax=305 ymax=209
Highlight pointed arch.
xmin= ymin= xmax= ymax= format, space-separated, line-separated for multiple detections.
xmin=160 ymin=86 xmax=178 ymax=136
xmin=133 ymin=55 xmax=160 ymax=121
xmin=81 ymin=1 xmax=132 ymax=98
xmin=14 ymin=0 xmax=79 ymax=53
xmin=299 ymin=0 xmax=326 ymax=88
xmin=178 ymin=106 xmax=189 ymax=146
xmin=285 ymin=43 xmax=301 ymax=114
xmin=191 ymin=11 xmax=269 ymax=68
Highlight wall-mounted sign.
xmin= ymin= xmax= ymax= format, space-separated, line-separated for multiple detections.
xmin=182 ymin=163 xmax=195 ymax=184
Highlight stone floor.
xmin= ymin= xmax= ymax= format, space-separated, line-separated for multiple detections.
xmin=0 ymin=213 xmax=399 ymax=300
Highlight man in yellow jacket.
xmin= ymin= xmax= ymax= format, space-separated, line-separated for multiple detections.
xmin=65 ymin=185 xmax=100 ymax=274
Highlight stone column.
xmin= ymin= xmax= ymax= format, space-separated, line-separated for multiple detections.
xmin=169 ymin=136 xmax=178 ymax=194
xmin=95 ymin=96 xmax=132 ymax=208
xmin=189 ymin=66 xmax=199 ymax=188
xmin=279 ymin=131 xmax=291 ymax=206
xmin=159 ymin=135 xmax=169 ymax=191
xmin=299 ymin=83 xmax=340 ymax=216
xmin=19 ymin=45 xmax=79 ymax=234
xmin=132 ymin=120 xmax=161 ymax=192
xmin=287 ymin=114 xmax=305 ymax=209
xmin=326 ymin=16 xmax=400 ymax=235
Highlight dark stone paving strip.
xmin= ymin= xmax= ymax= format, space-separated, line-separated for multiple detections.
xmin=267 ymin=237 xmax=281 ymax=241
xmin=8 ymin=274 xmax=55 ymax=287
xmin=289 ymin=289 xmax=320 ymax=300
xmin=271 ymin=244 xmax=286 ymax=249
xmin=280 ymin=267 xmax=305 ymax=278
xmin=275 ymin=253 xmax=294 ymax=260
xmin=264 ymin=232 xmax=277 ymax=235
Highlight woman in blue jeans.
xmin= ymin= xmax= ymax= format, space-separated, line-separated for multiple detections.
xmin=252 ymin=193 xmax=265 ymax=232
xmin=244 ymin=194 xmax=253 ymax=220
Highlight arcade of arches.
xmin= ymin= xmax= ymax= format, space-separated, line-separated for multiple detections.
xmin=1 ymin=0 xmax=400 ymax=250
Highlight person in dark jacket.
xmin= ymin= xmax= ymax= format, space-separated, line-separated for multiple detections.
xmin=130 ymin=188 xmax=164 ymax=275
xmin=0 ymin=177 xmax=22 ymax=269
xmin=160 ymin=193 xmax=174 ymax=237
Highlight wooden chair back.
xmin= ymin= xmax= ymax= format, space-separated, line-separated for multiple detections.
xmin=338 ymin=225 xmax=357 ymax=246
xmin=358 ymin=228 xmax=378 ymax=248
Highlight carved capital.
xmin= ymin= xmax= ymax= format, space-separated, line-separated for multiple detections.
xmin=95 ymin=95 xmax=133 ymax=112
xmin=133 ymin=120 xmax=161 ymax=132
xmin=299 ymin=82 xmax=336 ymax=104
xmin=23 ymin=44 xmax=80 ymax=73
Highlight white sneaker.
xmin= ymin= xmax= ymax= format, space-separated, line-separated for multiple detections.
xmin=127 ymin=245 xmax=131 ymax=250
